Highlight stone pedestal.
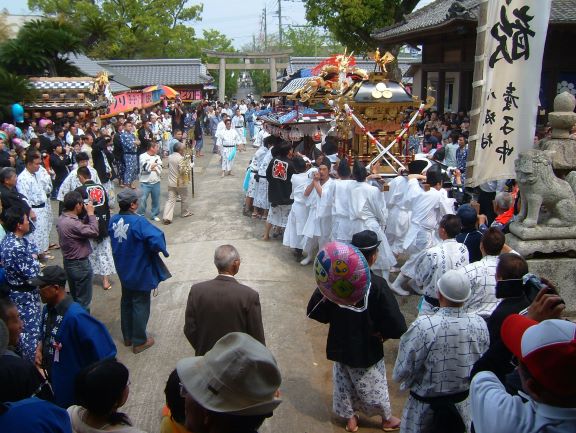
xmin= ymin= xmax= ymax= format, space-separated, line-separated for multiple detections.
xmin=525 ymin=258 xmax=576 ymax=313
xmin=540 ymin=138 xmax=576 ymax=171
xmin=507 ymin=224 xmax=576 ymax=257
xmin=506 ymin=227 xmax=576 ymax=314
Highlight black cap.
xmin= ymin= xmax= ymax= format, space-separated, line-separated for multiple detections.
xmin=456 ymin=204 xmax=477 ymax=226
xmin=29 ymin=266 xmax=67 ymax=287
xmin=351 ymin=230 xmax=381 ymax=251
xmin=408 ymin=160 xmax=428 ymax=174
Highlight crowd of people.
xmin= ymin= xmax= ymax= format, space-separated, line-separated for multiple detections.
xmin=0 ymin=97 xmax=575 ymax=433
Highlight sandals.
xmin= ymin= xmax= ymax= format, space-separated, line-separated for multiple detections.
xmin=103 ymin=284 xmax=112 ymax=291
xmin=345 ymin=415 xmax=359 ymax=432
xmin=182 ymin=212 xmax=193 ymax=218
xmin=382 ymin=416 xmax=401 ymax=432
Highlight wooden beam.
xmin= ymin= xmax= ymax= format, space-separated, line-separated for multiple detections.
xmin=421 ymin=62 xmax=474 ymax=72
xmin=205 ymin=63 xmax=288 ymax=70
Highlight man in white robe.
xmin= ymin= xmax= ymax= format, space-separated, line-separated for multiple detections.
xmin=393 ymin=270 xmax=489 ymax=433
xmin=253 ymin=137 xmax=276 ymax=216
xmin=330 ymin=159 xmax=354 ymax=243
xmin=300 ymin=157 xmax=334 ymax=265
xmin=216 ymin=118 xmax=242 ymax=177
xmin=348 ymin=179 xmax=394 ymax=279
xmin=385 ymin=175 xmax=411 ymax=259
xmin=390 ymin=169 xmax=455 ymax=295
xmin=231 ymin=109 xmax=246 ymax=151
xmin=17 ymin=151 xmax=51 ymax=255
xmin=283 ymin=157 xmax=312 ymax=260
xmin=413 ymin=214 xmax=469 ymax=315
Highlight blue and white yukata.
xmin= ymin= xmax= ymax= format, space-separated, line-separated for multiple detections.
xmin=119 ymin=131 xmax=138 ymax=185
xmin=393 ymin=307 xmax=489 ymax=433
xmin=0 ymin=232 xmax=41 ymax=362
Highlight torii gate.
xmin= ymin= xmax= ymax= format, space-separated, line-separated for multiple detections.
xmin=203 ymin=49 xmax=292 ymax=101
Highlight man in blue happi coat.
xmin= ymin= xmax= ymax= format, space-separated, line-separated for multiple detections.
xmin=33 ymin=266 xmax=116 ymax=408
xmin=109 ymin=189 xmax=170 ymax=354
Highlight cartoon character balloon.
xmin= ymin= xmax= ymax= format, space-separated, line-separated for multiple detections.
xmin=314 ymin=241 xmax=371 ymax=307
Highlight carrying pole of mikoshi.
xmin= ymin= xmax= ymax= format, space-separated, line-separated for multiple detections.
xmin=365 ymin=102 xmax=426 ymax=170
xmin=340 ymin=103 xmax=407 ymax=173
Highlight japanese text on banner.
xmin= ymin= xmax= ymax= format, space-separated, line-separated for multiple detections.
xmin=468 ymin=0 xmax=551 ymax=187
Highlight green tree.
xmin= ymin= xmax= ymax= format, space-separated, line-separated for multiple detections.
xmin=0 ymin=69 xmax=36 ymax=121
xmin=281 ymin=26 xmax=343 ymax=57
xmin=28 ymin=0 xmax=203 ymax=59
xmin=0 ymin=18 xmax=83 ymax=76
xmin=304 ymin=0 xmax=420 ymax=54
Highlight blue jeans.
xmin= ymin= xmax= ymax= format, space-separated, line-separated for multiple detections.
xmin=195 ymin=137 xmax=203 ymax=152
xmin=120 ymin=287 xmax=151 ymax=346
xmin=64 ymin=258 xmax=93 ymax=312
xmin=138 ymin=182 xmax=160 ymax=219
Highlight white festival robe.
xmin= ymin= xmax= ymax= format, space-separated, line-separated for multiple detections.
xmin=330 ymin=179 xmax=355 ymax=243
xmin=401 ymin=179 xmax=455 ymax=278
xmin=385 ymin=176 xmax=411 ymax=255
xmin=302 ymin=178 xmax=334 ymax=252
xmin=392 ymin=307 xmax=489 ymax=433
xmin=231 ymin=115 xmax=247 ymax=144
xmin=283 ymin=170 xmax=313 ymax=249
xmin=216 ymin=128 xmax=242 ymax=171
xmin=348 ymin=181 xmax=395 ymax=275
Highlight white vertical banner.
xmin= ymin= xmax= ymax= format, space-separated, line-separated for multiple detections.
xmin=468 ymin=0 xmax=551 ymax=186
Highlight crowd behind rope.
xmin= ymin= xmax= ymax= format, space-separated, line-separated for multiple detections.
xmin=0 ymin=99 xmax=574 ymax=433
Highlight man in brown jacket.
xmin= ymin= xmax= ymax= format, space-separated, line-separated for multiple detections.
xmin=162 ymin=139 xmax=193 ymax=224
xmin=184 ymin=245 xmax=265 ymax=355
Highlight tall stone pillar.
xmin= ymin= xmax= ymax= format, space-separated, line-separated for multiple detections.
xmin=269 ymin=57 xmax=277 ymax=92
xmin=219 ymin=57 xmax=226 ymax=102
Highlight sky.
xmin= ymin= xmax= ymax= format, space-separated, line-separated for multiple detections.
xmin=2 ymin=0 xmax=435 ymax=49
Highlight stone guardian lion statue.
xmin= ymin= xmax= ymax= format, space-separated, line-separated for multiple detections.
xmin=515 ymin=149 xmax=576 ymax=227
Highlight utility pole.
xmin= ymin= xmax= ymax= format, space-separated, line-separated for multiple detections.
xmin=278 ymin=0 xmax=282 ymax=46
xmin=263 ymin=6 xmax=267 ymax=50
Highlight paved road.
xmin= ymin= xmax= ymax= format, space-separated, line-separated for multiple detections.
xmin=84 ymin=145 xmax=419 ymax=433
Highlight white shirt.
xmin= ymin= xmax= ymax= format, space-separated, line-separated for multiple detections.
xmin=139 ymin=152 xmax=162 ymax=184
xmin=471 ymin=371 xmax=576 ymax=433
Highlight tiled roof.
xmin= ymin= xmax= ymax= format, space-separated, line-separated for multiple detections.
xmin=373 ymin=0 xmax=576 ymax=42
xmin=97 ymin=58 xmax=213 ymax=87
xmin=65 ymin=54 xmax=134 ymax=92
